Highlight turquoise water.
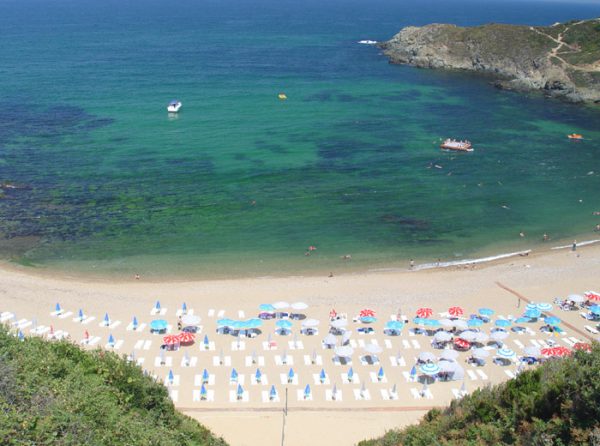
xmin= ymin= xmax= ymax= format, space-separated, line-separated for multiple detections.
xmin=1 ymin=0 xmax=600 ymax=278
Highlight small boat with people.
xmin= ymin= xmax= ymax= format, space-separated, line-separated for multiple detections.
xmin=167 ymin=100 xmax=182 ymax=113
xmin=567 ymin=133 xmax=583 ymax=140
xmin=440 ymin=138 xmax=473 ymax=152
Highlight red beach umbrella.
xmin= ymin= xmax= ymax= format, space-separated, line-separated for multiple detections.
xmin=178 ymin=332 xmax=196 ymax=344
xmin=542 ymin=346 xmax=571 ymax=357
xmin=573 ymin=342 xmax=591 ymax=352
xmin=163 ymin=334 xmax=180 ymax=346
xmin=585 ymin=291 xmax=600 ymax=302
xmin=416 ymin=308 xmax=433 ymax=318
xmin=84 ymin=330 xmax=89 ymax=340
xmin=448 ymin=306 xmax=464 ymax=317
xmin=359 ymin=309 xmax=376 ymax=318
xmin=329 ymin=309 xmax=337 ymax=319
xmin=454 ymin=338 xmax=470 ymax=349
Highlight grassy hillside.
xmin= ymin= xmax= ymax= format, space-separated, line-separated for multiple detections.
xmin=0 ymin=327 xmax=227 ymax=446
xmin=359 ymin=343 xmax=600 ymax=446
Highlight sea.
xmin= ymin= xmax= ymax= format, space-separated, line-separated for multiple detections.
xmin=0 ymin=0 xmax=599 ymax=279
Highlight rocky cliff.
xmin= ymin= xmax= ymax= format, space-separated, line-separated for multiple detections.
xmin=379 ymin=19 xmax=600 ymax=103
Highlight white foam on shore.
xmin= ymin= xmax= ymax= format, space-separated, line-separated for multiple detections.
xmin=551 ymin=239 xmax=600 ymax=250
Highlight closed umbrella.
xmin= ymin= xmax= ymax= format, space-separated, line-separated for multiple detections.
xmin=287 ymin=368 xmax=295 ymax=382
xmin=78 ymin=309 xmax=84 ymax=321
xmin=200 ymin=384 xmax=207 ymax=400
xmin=255 ymin=368 xmax=262 ymax=383
xmin=319 ymin=369 xmax=327 ymax=383
xmin=132 ymin=316 xmax=138 ymax=330
xmin=237 ymin=384 xmax=244 ymax=398
xmin=167 ymin=369 xmax=174 ymax=384
xmin=377 ymin=367 xmax=385 ymax=381
xmin=347 ymin=367 xmax=354 ymax=381
xmin=269 ymin=385 xmax=277 ymax=400
xmin=103 ymin=313 xmax=110 ymax=326
xmin=303 ymin=384 xmax=311 ymax=399
xmin=55 ymin=303 xmax=62 ymax=313
xmin=202 ymin=369 xmax=210 ymax=384
xmin=154 ymin=300 xmax=161 ymax=311
xmin=108 ymin=334 xmax=115 ymax=346
xmin=231 ymin=368 xmax=239 ymax=381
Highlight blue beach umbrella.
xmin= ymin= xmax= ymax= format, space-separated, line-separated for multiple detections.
xmin=255 ymin=368 xmax=262 ymax=382
xmin=514 ymin=317 xmax=531 ymax=324
xmin=155 ymin=300 xmax=161 ymax=310
xmin=537 ymin=302 xmax=553 ymax=312
xmin=420 ymin=363 xmax=440 ymax=376
xmin=495 ymin=319 xmax=511 ymax=328
xmin=150 ymin=319 xmax=168 ymax=331
xmin=385 ymin=320 xmax=404 ymax=331
xmin=288 ymin=368 xmax=295 ymax=381
xmin=496 ymin=348 xmax=516 ymax=359
xmin=247 ymin=318 xmax=263 ymax=329
xmin=590 ymin=305 xmax=600 ymax=315
xmin=410 ymin=365 xmax=417 ymax=381
xmin=182 ymin=302 xmax=187 ymax=313
xmin=78 ymin=309 xmax=84 ymax=320
xmin=216 ymin=318 xmax=235 ymax=327
xmin=422 ymin=318 xmax=441 ymax=328
xmin=347 ymin=367 xmax=354 ymax=381
xmin=276 ymin=320 xmax=293 ymax=329
xmin=259 ymin=303 xmax=275 ymax=312
xmin=478 ymin=308 xmax=494 ymax=317
xmin=55 ymin=303 xmax=61 ymax=313
xmin=168 ymin=369 xmax=174 ymax=383
xmin=132 ymin=316 xmax=138 ymax=328
xmin=524 ymin=308 xmax=542 ymax=319
xmin=237 ymin=384 xmax=244 ymax=397
xmin=203 ymin=334 xmax=210 ymax=346
xmin=467 ymin=318 xmax=483 ymax=328
xmin=103 ymin=313 xmax=110 ymax=326
xmin=544 ymin=316 xmax=561 ymax=326
xmin=18 ymin=330 xmax=24 ymax=341
xmin=319 ymin=369 xmax=326 ymax=383
xmin=377 ymin=367 xmax=385 ymax=380
xmin=304 ymin=384 xmax=311 ymax=399
xmin=231 ymin=368 xmax=238 ymax=381
xmin=526 ymin=303 xmax=537 ymax=310
xmin=269 ymin=385 xmax=277 ymax=400
xmin=108 ymin=334 xmax=115 ymax=345
xmin=202 ymin=369 xmax=210 ymax=384
xmin=200 ymin=384 xmax=207 ymax=399
xmin=360 ymin=316 xmax=377 ymax=324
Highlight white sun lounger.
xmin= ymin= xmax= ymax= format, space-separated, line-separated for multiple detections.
xmin=217 ymin=310 xmax=225 ymax=318
xmin=370 ymin=371 xmax=387 ymax=384
xmin=201 ymin=341 xmax=216 ymax=351
xmin=127 ymin=322 xmax=147 ymax=332
xmin=312 ymin=373 xmax=330 ymax=385
xmin=326 ymin=389 xmax=343 ymax=401
xmin=151 ymin=307 xmax=167 ymax=316
xmin=58 ymin=311 xmax=73 ymax=319
xmin=106 ymin=340 xmax=124 ymax=350
xmin=476 ymin=370 xmax=488 ymax=380
xmin=296 ymin=389 xmax=312 ymax=401
xmin=81 ymin=336 xmax=101 ymax=346
xmin=384 ymin=339 xmax=393 ymax=349
xmin=381 ymin=389 xmax=398 ymax=400
xmin=229 ymin=390 xmax=249 ymax=403
xmin=212 ymin=356 xmax=231 ymax=366
xmin=193 ymin=389 xmax=215 ymax=402
xmin=402 ymin=371 xmax=413 ymax=382
xmin=279 ymin=374 xmax=298 ymax=385
xmin=194 ymin=374 xmax=216 ymax=386
xmin=466 ymin=370 xmax=478 ymax=381
xmin=353 ymin=389 xmax=371 ymax=400
xmin=584 ymin=325 xmax=599 ymax=334
xmin=250 ymin=375 xmax=269 ymax=385
xmin=164 ymin=375 xmax=180 ymax=387
xmin=154 ymin=356 xmax=173 ymax=367
xmin=207 ymin=309 xmax=215 ymax=317
xmin=513 ymin=340 xmax=525 ymax=349
xmin=411 ymin=340 xmax=421 ymax=349
xmin=389 ymin=356 xmax=406 ymax=367
xmin=303 ymin=354 xmax=322 ymax=366
xmin=262 ymin=391 xmax=280 ymax=403
xmin=262 ymin=341 xmax=278 ymax=351
xmin=274 ymin=355 xmax=294 ymax=366
xmin=1 ymin=312 xmax=15 ymax=322
xmin=231 ymin=341 xmax=246 ymax=351
xmin=288 ymin=340 xmax=304 ymax=350
xmin=452 ymin=389 xmax=467 ymax=399
xmin=168 ymin=389 xmax=178 ymax=403
xmin=410 ymin=388 xmax=433 ymax=399
xmin=505 ymin=370 xmax=516 ymax=378
xmin=402 ymin=340 xmax=411 ymax=349
xmin=181 ymin=357 xmax=198 ymax=367
xmin=230 ymin=375 xmax=246 ymax=385
xmin=245 ymin=356 xmax=265 ymax=367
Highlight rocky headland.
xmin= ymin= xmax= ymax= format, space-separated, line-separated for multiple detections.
xmin=379 ymin=18 xmax=600 ymax=103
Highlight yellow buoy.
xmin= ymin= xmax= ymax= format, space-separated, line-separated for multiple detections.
xmin=278 ymin=93 xmax=287 ymax=100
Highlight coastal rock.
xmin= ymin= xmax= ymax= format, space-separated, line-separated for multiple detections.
xmin=379 ymin=19 xmax=600 ymax=103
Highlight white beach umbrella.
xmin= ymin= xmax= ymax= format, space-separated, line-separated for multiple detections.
xmin=440 ymin=350 xmax=459 ymax=361
xmin=433 ymin=331 xmax=452 ymax=342
xmin=567 ymin=294 xmax=585 ymax=303
xmin=291 ymin=302 xmax=308 ymax=311
xmin=272 ymin=301 xmax=290 ymax=310
xmin=418 ymin=351 xmax=436 ymax=362
xmin=471 ymin=348 xmax=490 ymax=359
xmin=341 ymin=330 xmax=353 ymax=345
xmin=453 ymin=320 xmax=468 ymax=330
xmin=474 ymin=332 xmax=489 ymax=343
xmin=323 ymin=334 xmax=337 ymax=347
xmin=490 ymin=331 xmax=509 ymax=341
xmin=523 ymin=346 xmax=541 ymax=357
xmin=334 ymin=346 xmax=354 ymax=358
xmin=438 ymin=360 xmax=459 ymax=373
xmin=302 ymin=319 xmax=320 ymax=328
xmin=181 ymin=314 xmax=201 ymax=326
xmin=439 ymin=318 xmax=454 ymax=327
xmin=363 ymin=343 xmax=383 ymax=354
xmin=459 ymin=331 xmax=478 ymax=342
xmin=330 ymin=319 xmax=348 ymax=329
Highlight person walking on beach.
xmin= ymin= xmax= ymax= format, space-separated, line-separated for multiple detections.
xmin=572 ymin=240 xmax=577 ymax=252
xmin=409 ymin=259 xmax=415 ymax=269
xmin=177 ymin=316 xmax=182 ymax=331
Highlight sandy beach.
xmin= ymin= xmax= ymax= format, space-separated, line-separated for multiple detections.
xmin=1 ymin=242 xmax=599 ymax=446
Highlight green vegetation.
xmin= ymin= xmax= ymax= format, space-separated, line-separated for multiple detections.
xmin=561 ymin=20 xmax=600 ymax=65
xmin=359 ymin=343 xmax=600 ymax=446
xmin=0 ymin=327 xmax=227 ymax=446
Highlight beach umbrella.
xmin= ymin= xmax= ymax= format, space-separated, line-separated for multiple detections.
xmin=155 ymin=301 xmax=161 ymax=311
xmin=203 ymin=334 xmax=210 ymax=347
xmin=514 ymin=317 xmax=530 ymax=324
xmin=84 ymin=329 xmax=89 ymax=340
xmin=167 ymin=369 xmax=174 ymax=384
xmin=17 ymin=330 xmax=24 ymax=341
xmin=524 ymin=308 xmax=542 ymax=319
xmin=291 ymin=302 xmax=308 ymax=311
xmin=237 ymin=384 xmax=244 ymax=399
xmin=311 ymin=349 xmax=317 ymax=364
xmin=490 ymin=331 xmax=509 ymax=341
xmin=418 ymin=351 xmax=436 ymax=362
xmin=537 ymin=302 xmax=553 ymax=312
xmin=359 ymin=308 xmax=376 ymax=318
xmin=55 ymin=303 xmax=62 ymax=313
xmin=585 ymin=291 xmax=600 ymax=302
xmin=420 ymin=363 xmax=440 ymax=376
xmin=360 ymin=382 xmax=367 ymax=399
xmin=269 ymin=385 xmax=277 ymax=400
xmin=454 ymin=338 xmax=471 ymax=349
xmin=132 ymin=316 xmax=139 ymax=330
xmin=319 ymin=369 xmax=327 ymax=383
xmin=438 ymin=360 xmax=458 ymax=374
xmin=573 ymin=342 xmax=592 ymax=352
xmin=453 ymin=320 xmax=469 ymax=330
xmin=460 ymin=381 xmax=467 ymax=395
xmin=103 ymin=313 xmax=110 ymax=326
xmin=360 ymin=316 xmax=377 ymax=324
xmin=163 ymin=334 xmax=180 ymax=346
xmin=390 ymin=383 xmax=397 ymax=397
xmin=542 ymin=346 xmax=571 ymax=357
xmin=281 ymin=349 xmax=288 ymax=364
xmin=150 ymin=319 xmax=168 ymax=331
xmin=334 ymin=346 xmax=354 ymax=358
xmin=200 ymin=384 xmax=207 ymax=400
xmin=385 ymin=320 xmax=404 ymax=331
xmin=590 ymin=305 xmax=600 ymax=315
xmin=202 ymin=369 xmax=210 ymax=384
xmin=246 ymin=318 xmax=263 ymax=329
xmin=523 ymin=346 xmax=541 ymax=357
xmin=439 ymin=318 xmax=454 ymax=328
xmin=159 ymin=349 xmax=166 ymax=364
xmin=183 ymin=350 xmax=190 ymax=365
xmin=272 ymin=301 xmax=290 ymax=310
xmin=496 ymin=347 xmax=516 ymax=359
xmin=471 ymin=348 xmax=489 ymax=359
xmin=255 ymin=368 xmax=262 ymax=383
xmin=181 ymin=302 xmax=187 ymax=313
xmin=231 ymin=368 xmax=239 ymax=381
xmin=276 ymin=320 xmax=293 ymax=329
xmin=526 ymin=303 xmax=538 ymax=310
xmin=304 ymin=384 xmax=311 ymax=399
xmin=216 ymin=318 xmax=234 ymax=327
xmin=459 ymin=331 xmax=478 ymax=342
xmin=182 ymin=314 xmax=201 ymax=326
xmin=377 ymin=367 xmax=385 ymax=381
xmin=302 ymin=318 xmax=320 ymax=328
xmin=467 ymin=318 xmax=483 ymax=328
xmin=259 ymin=303 xmax=275 ymax=312
xmin=495 ymin=319 xmax=512 ymax=328
xmin=78 ymin=309 xmax=84 ymax=320
xmin=409 ymin=365 xmax=417 ymax=381
xmin=108 ymin=334 xmax=115 ymax=346
xmin=440 ymin=350 xmax=459 ymax=361
xmin=178 ymin=332 xmax=195 ymax=344
xmin=347 ymin=367 xmax=354 ymax=382
xmin=330 ymin=318 xmax=348 ymax=329
xmin=568 ymin=294 xmax=585 ymax=303
xmin=448 ymin=306 xmax=464 ymax=317
xmin=416 ymin=308 xmax=433 ymax=318
xmin=433 ymin=331 xmax=452 ymax=342
xmin=287 ymin=368 xmax=295 ymax=382
xmin=331 ymin=383 xmax=338 ymax=400
xmin=478 ymin=308 xmax=494 ymax=317
xmin=363 ymin=343 xmax=383 ymax=355
xmin=329 ymin=309 xmax=337 ymax=319
xmin=544 ymin=316 xmax=561 ymax=326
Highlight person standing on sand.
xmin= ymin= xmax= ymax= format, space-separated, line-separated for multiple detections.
xmin=572 ymin=240 xmax=577 ymax=252
xmin=409 ymin=259 xmax=415 ymax=269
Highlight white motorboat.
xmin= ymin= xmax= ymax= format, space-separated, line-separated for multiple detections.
xmin=167 ymin=100 xmax=182 ymax=113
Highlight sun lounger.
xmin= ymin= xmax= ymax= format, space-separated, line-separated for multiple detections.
xmin=193 ymin=389 xmax=215 ymax=402
xmin=58 ymin=311 xmax=73 ymax=319
xmin=513 ymin=340 xmax=525 ymax=349
xmin=168 ymin=389 xmax=178 ymax=402
xmin=245 ymin=355 xmax=265 ymax=367
xmin=296 ymin=389 xmax=312 ymax=401
xmin=341 ymin=373 xmax=360 ymax=384
xmin=275 ymin=355 xmax=294 ymax=366
xmin=127 ymin=322 xmax=147 ymax=332
xmin=466 ymin=370 xmax=478 ymax=381
xmin=250 ymin=374 xmax=266 ymax=386
xmin=262 ymin=390 xmax=279 ymax=403
xmin=303 ymin=354 xmax=322 ymax=366
xmin=505 ymin=370 xmax=516 ymax=378
xmin=229 ymin=390 xmax=249 ymax=402
xmin=181 ymin=357 xmax=198 ymax=367
xmin=134 ymin=339 xmax=144 ymax=350
xmin=326 ymin=389 xmax=343 ymax=401
xmin=212 ymin=356 xmax=231 ymax=366
xmin=410 ymin=387 xmax=433 ymax=399
xmin=217 ymin=310 xmax=225 ymax=318
xmin=1 ymin=312 xmax=15 ymax=322
xmin=207 ymin=309 xmax=215 ymax=317
xmin=50 ymin=309 xmax=63 ymax=317
xmin=154 ymin=356 xmax=173 ymax=367
xmin=411 ymin=340 xmax=421 ymax=349
xmin=381 ymin=389 xmax=398 ymax=400
xmin=81 ymin=336 xmax=101 ymax=346
xmin=238 ymin=310 xmax=245 ymax=318
xmin=402 ymin=340 xmax=411 ymax=349
xmin=31 ymin=325 xmax=49 ymax=335
xmin=353 ymin=388 xmax=371 ymax=400
xmin=15 ymin=319 xmax=32 ymax=330
xmin=262 ymin=341 xmax=277 ymax=351
xmin=231 ymin=341 xmax=246 ymax=351
xmin=312 ymin=373 xmax=330 ymax=385
xmin=151 ymin=307 xmax=167 ymax=316
xmin=569 ymin=336 xmax=582 ymax=344
xmin=194 ymin=374 xmax=215 ymax=386
xmin=584 ymin=325 xmax=599 ymax=334
xmin=384 ymin=339 xmax=392 ymax=349
xmin=289 ymin=340 xmax=304 ymax=350
xmin=106 ymin=340 xmax=124 ymax=350
xmin=231 ymin=375 xmax=246 ymax=385
xmin=452 ymin=388 xmax=467 ymax=399
xmin=370 ymin=371 xmax=387 ymax=383
xmin=202 ymin=341 xmax=216 ymax=351
xmin=476 ymin=370 xmax=488 ymax=380
xmin=164 ymin=375 xmax=180 ymax=387
xmin=280 ymin=374 xmax=298 ymax=385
